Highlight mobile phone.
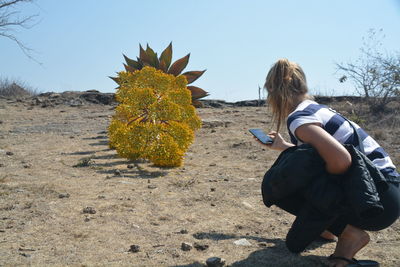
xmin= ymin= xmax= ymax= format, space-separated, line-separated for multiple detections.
xmin=249 ymin=129 xmax=273 ymax=144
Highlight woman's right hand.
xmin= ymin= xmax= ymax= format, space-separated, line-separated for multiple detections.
xmin=267 ymin=131 xmax=295 ymax=151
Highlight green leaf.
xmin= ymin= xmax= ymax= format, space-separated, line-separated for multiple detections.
xmin=146 ymin=44 xmax=159 ymax=68
xmin=187 ymin=86 xmax=209 ymax=99
xmin=159 ymin=42 xmax=173 ymax=72
xmin=123 ymin=54 xmax=142 ymax=70
xmin=139 ymin=44 xmax=152 ymax=66
xmin=168 ymin=53 xmax=190 ymax=76
xmin=181 ymin=70 xmax=206 ymax=84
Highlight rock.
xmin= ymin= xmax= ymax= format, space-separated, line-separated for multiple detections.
xmin=114 ymin=170 xmax=122 ymax=176
xmin=194 ymin=242 xmax=209 ymax=251
xmin=179 ymin=229 xmax=188 ymax=234
xmin=82 ymin=207 xmax=96 ymax=214
xmin=128 ymin=245 xmax=140 ymax=253
xmin=58 ymin=193 xmax=70 ymax=199
xmin=206 ymin=257 xmax=226 ymax=267
xmin=127 ymin=164 xmax=134 ymax=169
xmin=233 ymin=238 xmax=252 ymax=246
xmin=6 ymin=151 xmax=13 ymax=156
xmin=181 ymin=242 xmax=193 ymax=251
xmin=148 ymin=185 xmax=157 ymax=189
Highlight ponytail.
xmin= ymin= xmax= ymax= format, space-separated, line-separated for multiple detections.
xmin=264 ymin=59 xmax=309 ymax=131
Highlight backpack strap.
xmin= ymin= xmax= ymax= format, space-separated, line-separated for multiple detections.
xmin=328 ymin=108 xmax=365 ymax=154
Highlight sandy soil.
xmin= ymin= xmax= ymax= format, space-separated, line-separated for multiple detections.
xmin=0 ymin=99 xmax=399 ymax=266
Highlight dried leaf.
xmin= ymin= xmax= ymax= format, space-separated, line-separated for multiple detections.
xmin=146 ymin=44 xmax=159 ymax=68
xmin=109 ymin=76 xmax=121 ymax=85
xmin=191 ymin=100 xmax=203 ymax=108
xmin=124 ymin=64 xmax=137 ymax=73
xmin=181 ymin=70 xmax=206 ymax=84
xmin=187 ymin=86 xmax=209 ymax=99
xmin=160 ymin=42 xmax=173 ymax=71
xmin=168 ymin=54 xmax=190 ymax=76
xmin=123 ymin=54 xmax=142 ymax=70
xmin=139 ymin=44 xmax=152 ymax=66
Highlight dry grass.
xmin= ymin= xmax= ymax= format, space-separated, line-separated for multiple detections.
xmin=0 ymin=78 xmax=39 ymax=98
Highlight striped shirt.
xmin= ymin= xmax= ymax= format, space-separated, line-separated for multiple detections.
xmin=287 ymin=99 xmax=399 ymax=178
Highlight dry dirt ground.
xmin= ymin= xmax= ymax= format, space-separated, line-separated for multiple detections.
xmin=0 ymin=98 xmax=399 ymax=266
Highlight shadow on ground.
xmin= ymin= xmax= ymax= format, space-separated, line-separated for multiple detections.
xmin=175 ymin=231 xmax=331 ymax=267
xmin=68 ymin=132 xmax=170 ymax=179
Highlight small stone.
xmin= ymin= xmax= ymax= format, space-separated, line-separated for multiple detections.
xmin=84 ymin=217 xmax=90 ymax=222
xmin=181 ymin=242 xmax=193 ymax=251
xmin=82 ymin=207 xmax=96 ymax=214
xmin=23 ymin=164 xmax=31 ymax=169
xmin=233 ymin=238 xmax=252 ymax=246
xmin=58 ymin=193 xmax=70 ymax=199
xmin=114 ymin=170 xmax=122 ymax=176
xmin=127 ymin=164 xmax=134 ymax=169
xmin=210 ymin=188 xmax=216 ymax=192
xmin=128 ymin=245 xmax=140 ymax=253
xmin=209 ymin=163 xmax=216 ymax=167
xmin=98 ymin=195 xmax=106 ymax=199
xmin=148 ymin=185 xmax=157 ymax=189
xmin=6 ymin=151 xmax=13 ymax=156
xmin=180 ymin=229 xmax=188 ymax=234
xmin=193 ymin=242 xmax=209 ymax=251
xmin=206 ymin=257 xmax=226 ymax=267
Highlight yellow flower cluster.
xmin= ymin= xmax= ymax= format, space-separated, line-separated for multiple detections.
xmin=108 ymin=66 xmax=202 ymax=167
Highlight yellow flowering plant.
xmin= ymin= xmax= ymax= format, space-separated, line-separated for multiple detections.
xmin=108 ymin=66 xmax=202 ymax=167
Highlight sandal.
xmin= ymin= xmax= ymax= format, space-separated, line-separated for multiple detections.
xmin=328 ymin=255 xmax=379 ymax=266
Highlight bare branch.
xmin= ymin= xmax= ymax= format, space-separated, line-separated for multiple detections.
xmin=335 ymin=29 xmax=399 ymax=111
xmin=0 ymin=0 xmax=40 ymax=63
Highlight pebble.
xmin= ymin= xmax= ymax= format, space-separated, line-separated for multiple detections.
xmin=233 ymin=238 xmax=252 ymax=246
xmin=58 ymin=193 xmax=70 ymax=199
xmin=82 ymin=207 xmax=96 ymax=214
xmin=206 ymin=257 xmax=226 ymax=267
xmin=127 ymin=164 xmax=134 ymax=169
xmin=128 ymin=245 xmax=140 ymax=253
xmin=6 ymin=151 xmax=13 ymax=156
xmin=148 ymin=185 xmax=157 ymax=189
xmin=181 ymin=242 xmax=193 ymax=251
xmin=193 ymin=242 xmax=209 ymax=251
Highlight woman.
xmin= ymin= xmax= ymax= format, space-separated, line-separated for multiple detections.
xmin=260 ymin=58 xmax=400 ymax=267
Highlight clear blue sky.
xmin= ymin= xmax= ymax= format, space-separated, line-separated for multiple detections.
xmin=1 ymin=0 xmax=399 ymax=102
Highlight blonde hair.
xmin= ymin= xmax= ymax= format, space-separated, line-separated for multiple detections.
xmin=264 ymin=58 xmax=310 ymax=131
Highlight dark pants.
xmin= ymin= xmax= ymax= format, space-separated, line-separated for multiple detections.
xmin=268 ymin=181 xmax=400 ymax=236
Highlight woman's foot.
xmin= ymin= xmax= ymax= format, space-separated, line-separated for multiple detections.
xmin=328 ymin=225 xmax=370 ymax=267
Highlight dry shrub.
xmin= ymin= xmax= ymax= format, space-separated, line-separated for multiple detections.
xmin=0 ymin=78 xmax=38 ymax=98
